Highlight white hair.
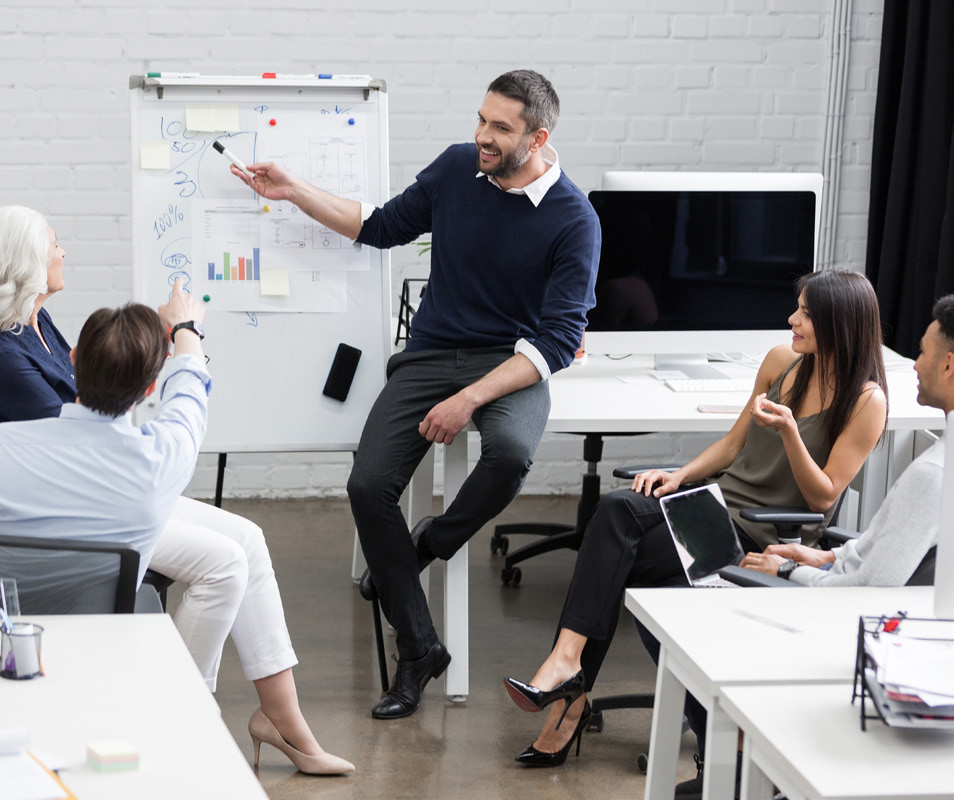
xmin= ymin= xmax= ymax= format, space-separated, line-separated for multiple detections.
xmin=0 ymin=206 xmax=50 ymax=333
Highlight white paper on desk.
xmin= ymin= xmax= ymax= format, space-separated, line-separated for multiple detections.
xmin=880 ymin=637 xmax=954 ymax=698
xmin=0 ymin=752 xmax=69 ymax=800
xmin=617 ymin=375 xmax=654 ymax=384
xmin=649 ymin=370 xmax=690 ymax=380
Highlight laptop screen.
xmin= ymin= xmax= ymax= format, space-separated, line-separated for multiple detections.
xmin=659 ymin=484 xmax=745 ymax=583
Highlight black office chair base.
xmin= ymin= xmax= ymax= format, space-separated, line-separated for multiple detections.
xmin=491 ymin=523 xmax=574 ymax=557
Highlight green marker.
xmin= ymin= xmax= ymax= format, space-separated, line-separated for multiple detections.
xmin=147 ymin=72 xmax=161 ymax=78
xmin=203 ymin=294 xmax=211 ymax=303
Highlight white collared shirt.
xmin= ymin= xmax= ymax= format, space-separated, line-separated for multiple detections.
xmin=0 ymin=354 xmax=211 ymax=586
xmin=477 ymin=143 xmax=562 ymax=208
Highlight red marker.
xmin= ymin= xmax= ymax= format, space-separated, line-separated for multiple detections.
xmin=262 ymin=72 xmax=276 ymax=79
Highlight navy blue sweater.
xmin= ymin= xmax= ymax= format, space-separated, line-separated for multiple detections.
xmin=358 ymin=144 xmax=601 ymax=374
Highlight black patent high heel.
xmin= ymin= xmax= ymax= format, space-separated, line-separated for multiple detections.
xmin=503 ymin=669 xmax=585 ymax=730
xmin=514 ymin=701 xmax=591 ymax=768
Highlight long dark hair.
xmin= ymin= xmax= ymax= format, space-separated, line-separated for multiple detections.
xmin=782 ymin=270 xmax=888 ymax=446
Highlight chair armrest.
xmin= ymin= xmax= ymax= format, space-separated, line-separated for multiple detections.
xmin=717 ymin=565 xmax=798 ymax=588
xmin=821 ymin=526 xmax=860 ymax=545
xmin=134 ymin=584 xmax=164 ymax=613
xmin=739 ymin=507 xmax=825 ymax=526
xmin=612 ymin=465 xmax=682 ymax=480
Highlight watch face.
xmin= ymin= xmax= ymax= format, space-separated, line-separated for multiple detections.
xmin=778 ymin=560 xmax=797 ymax=579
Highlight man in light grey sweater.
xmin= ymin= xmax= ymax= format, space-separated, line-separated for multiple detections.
xmin=740 ymin=294 xmax=954 ymax=585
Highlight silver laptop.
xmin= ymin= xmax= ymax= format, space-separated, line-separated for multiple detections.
xmin=659 ymin=483 xmax=745 ymax=587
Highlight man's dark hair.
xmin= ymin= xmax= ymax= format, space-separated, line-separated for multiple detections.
xmin=932 ymin=294 xmax=954 ymax=349
xmin=74 ymin=303 xmax=169 ymax=418
xmin=487 ymin=70 xmax=559 ymax=133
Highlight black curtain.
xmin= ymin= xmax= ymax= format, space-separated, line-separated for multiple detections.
xmin=866 ymin=1 xmax=954 ymax=358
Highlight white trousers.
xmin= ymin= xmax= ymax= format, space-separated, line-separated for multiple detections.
xmin=148 ymin=496 xmax=298 ymax=691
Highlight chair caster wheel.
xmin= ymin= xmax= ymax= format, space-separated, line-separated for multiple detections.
xmin=586 ymin=710 xmax=605 ymax=733
xmin=636 ymin=751 xmax=649 ymax=774
xmin=501 ymin=566 xmax=522 ymax=586
xmin=490 ymin=534 xmax=510 ymax=556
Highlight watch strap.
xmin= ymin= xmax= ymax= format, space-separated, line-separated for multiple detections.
xmin=171 ymin=321 xmax=204 ymax=341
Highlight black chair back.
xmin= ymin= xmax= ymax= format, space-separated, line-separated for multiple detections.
xmin=0 ymin=534 xmax=140 ymax=614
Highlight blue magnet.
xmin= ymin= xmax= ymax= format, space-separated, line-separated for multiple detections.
xmin=348 ymin=118 xmax=355 ymax=125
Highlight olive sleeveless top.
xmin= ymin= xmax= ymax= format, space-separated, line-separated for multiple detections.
xmin=714 ymin=357 xmax=835 ymax=550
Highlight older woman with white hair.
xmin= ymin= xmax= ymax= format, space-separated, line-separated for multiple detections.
xmin=0 ymin=205 xmax=353 ymax=777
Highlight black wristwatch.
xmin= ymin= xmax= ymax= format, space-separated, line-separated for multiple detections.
xmin=170 ymin=320 xmax=205 ymax=341
xmin=776 ymin=558 xmax=797 ymax=580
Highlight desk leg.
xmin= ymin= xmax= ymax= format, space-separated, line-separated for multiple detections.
xmin=645 ymin=648 xmax=686 ymax=800
xmin=702 ymin=700 xmax=740 ymax=800
xmin=739 ymin=737 xmax=774 ymax=800
xmin=443 ymin=437 xmax=469 ymax=702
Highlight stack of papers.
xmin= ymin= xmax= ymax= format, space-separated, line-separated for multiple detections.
xmin=0 ymin=728 xmax=75 ymax=800
xmin=863 ymin=619 xmax=954 ymax=729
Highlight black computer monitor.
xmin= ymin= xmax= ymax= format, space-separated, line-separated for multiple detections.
xmin=584 ymin=172 xmax=823 ymax=374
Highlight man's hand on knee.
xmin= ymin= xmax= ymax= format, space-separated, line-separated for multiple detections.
xmin=418 ymin=393 xmax=476 ymax=445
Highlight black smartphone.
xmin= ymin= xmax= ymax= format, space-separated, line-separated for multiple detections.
xmin=322 ymin=343 xmax=362 ymax=401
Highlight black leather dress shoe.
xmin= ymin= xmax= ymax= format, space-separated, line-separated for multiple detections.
xmin=359 ymin=516 xmax=437 ymax=602
xmin=371 ymin=640 xmax=451 ymax=719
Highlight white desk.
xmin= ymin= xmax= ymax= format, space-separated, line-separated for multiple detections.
xmin=0 ymin=614 xmax=267 ymax=799
xmin=361 ymin=350 xmax=942 ymax=702
xmin=550 ymin=351 xmax=944 ymax=528
xmin=723 ymin=683 xmax=954 ymax=800
xmin=624 ymin=586 xmax=936 ymax=800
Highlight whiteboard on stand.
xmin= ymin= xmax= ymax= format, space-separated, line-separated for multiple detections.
xmin=129 ymin=74 xmax=391 ymax=453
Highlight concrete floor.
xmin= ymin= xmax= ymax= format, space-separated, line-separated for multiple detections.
xmin=173 ymin=495 xmax=700 ymax=799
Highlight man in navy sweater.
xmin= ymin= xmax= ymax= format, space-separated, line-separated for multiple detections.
xmin=232 ymin=70 xmax=601 ymax=719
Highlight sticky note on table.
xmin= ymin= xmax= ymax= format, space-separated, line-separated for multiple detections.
xmin=260 ymin=269 xmax=290 ymax=296
xmin=86 ymin=740 xmax=139 ymax=773
xmin=140 ymin=141 xmax=170 ymax=169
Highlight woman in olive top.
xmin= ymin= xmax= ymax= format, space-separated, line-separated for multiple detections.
xmin=503 ymin=270 xmax=888 ymax=777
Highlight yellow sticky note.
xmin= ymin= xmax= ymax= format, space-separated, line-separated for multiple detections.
xmin=212 ymin=105 xmax=241 ymax=132
xmin=260 ymin=269 xmax=290 ymax=296
xmin=185 ymin=105 xmax=217 ymax=132
xmin=140 ymin=141 xmax=170 ymax=169
xmin=185 ymin=104 xmax=240 ymax=132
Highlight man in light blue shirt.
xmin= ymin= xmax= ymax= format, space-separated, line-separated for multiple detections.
xmin=0 ymin=280 xmax=209 ymax=586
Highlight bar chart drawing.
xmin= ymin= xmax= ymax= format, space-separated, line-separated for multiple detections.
xmin=207 ymin=248 xmax=261 ymax=282
xmin=191 ymin=199 xmax=348 ymax=312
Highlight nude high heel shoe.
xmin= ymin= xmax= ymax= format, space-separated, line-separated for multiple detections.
xmin=248 ymin=707 xmax=355 ymax=775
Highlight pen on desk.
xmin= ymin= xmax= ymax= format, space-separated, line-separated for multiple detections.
xmin=733 ymin=609 xmax=802 ymax=634
xmin=212 ymin=141 xmax=253 ymax=177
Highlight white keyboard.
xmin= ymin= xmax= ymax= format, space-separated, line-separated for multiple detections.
xmin=665 ymin=378 xmax=753 ymax=393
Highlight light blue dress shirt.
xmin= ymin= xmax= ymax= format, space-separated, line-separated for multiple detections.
xmin=0 ymin=354 xmax=211 ymax=586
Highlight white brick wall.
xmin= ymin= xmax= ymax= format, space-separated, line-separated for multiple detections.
xmin=0 ymin=0 xmax=884 ymax=498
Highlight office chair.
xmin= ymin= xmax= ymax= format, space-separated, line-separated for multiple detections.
xmin=493 ymin=434 xmax=658 ymax=585
xmin=0 ymin=533 xmax=161 ymax=613
xmin=142 ymin=568 xmax=175 ymax=610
